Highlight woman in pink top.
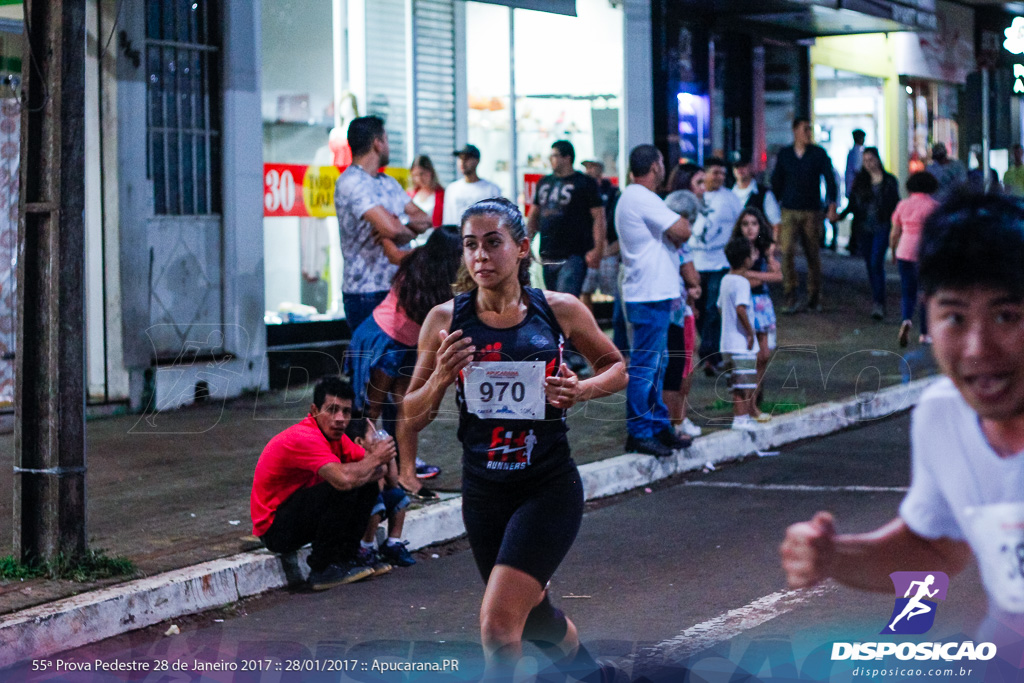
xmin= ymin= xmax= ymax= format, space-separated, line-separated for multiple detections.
xmin=889 ymin=171 xmax=939 ymax=347
xmin=344 ymin=227 xmax=461 ymax=495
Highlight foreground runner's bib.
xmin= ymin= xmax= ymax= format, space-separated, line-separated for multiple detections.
xmin=463 ymin=361 xmax=546 ymax=420
xmin=965 ymin=502 xmax=1024 ymax=613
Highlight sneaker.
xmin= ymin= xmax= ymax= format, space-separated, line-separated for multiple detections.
xmin=625 ymin=435 xmax=673 ymax=458
xmin=730 ymin=415 xmax=755 ymax=431
xmin=415 ymin=457 xmax=441 ymax=479
xmin=871 ymin=303 xmax=885 ymax=321
xmin=381 ymin=540 xmax=417 ymax=567
xmin=656 ymin=428 xmax=692 ymax=450
xmin=807 ymin=295 xmax=822 ymax=313
xmin=754 ymin=412 xmax=772 ymax=424
xmin=678 ymin=418 xmax=702 ymax=437
xmin=898 ymin=319 xmax=912 ymax=348
xmin=781 ymin=298 xmax=800 ymax=315
xmin=356 ymin=547 xmax=393 ymax=576
xmin=308 ymin=562 xmax=373 ymax=590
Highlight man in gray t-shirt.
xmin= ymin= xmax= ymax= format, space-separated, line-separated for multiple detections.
xmin=333 ymin=116 xmax=431 ymax=332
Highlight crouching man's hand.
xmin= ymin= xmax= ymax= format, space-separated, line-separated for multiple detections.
xmin=367 ymin=435 xmax=397 ymax=470
xmin=780 ymin=511 xmax=836 ymax=589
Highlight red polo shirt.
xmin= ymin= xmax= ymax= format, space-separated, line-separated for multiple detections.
xmin=250 ymin=416 xmax=365 ymax=536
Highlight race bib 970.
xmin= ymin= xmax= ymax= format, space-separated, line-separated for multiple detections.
xmin=463 ymin=361 xmax=545 ymax=420
xmin=964 ymin=502 xmax=1024 ymax=613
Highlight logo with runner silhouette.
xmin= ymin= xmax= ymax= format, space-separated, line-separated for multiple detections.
xmin=882 ymin=571 xmax=949 ymax=635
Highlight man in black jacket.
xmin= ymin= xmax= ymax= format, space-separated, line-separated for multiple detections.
xmin=770 ymin=118 xmax=838 ymax=313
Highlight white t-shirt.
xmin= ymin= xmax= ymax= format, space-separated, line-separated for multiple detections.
xmin=615 ymin=184 xmax=683 ymax=303
xmin=442 ymin=177 xmax=503 ymax=225
xmin=717 ymin=273 xmax=758 ymax=355
xmin=900 ymin=377 xmax=1024 ymax=639
xmin=689 ymin=187 xmax=743 ymax=272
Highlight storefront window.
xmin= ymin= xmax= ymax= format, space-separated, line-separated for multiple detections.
xmin=466 ymin=0 xmax=623 ymax=201
xmin=905 ymin=78 xmax=960 ymax=175
xmin=813 ymin=66 xmax=885 ymax=193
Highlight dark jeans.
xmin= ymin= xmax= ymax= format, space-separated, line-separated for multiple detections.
xmin=343 ymin=290 xmax=389 ymax=335
xmin=696 ymin=268 xmax=728 ymax=365
xmin=260 ymin=481 xmax=378 ymax=572
xmin=542 ymin=254 xmax=588 ymax=298
xmin=860 ymin=229 xmax=888 ymax=307
xmin=898 ymin=259 xmax=927 ymax=335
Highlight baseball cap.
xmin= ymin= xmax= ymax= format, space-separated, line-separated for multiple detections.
xmin=453 ymin=144 xmax=481 ymax=159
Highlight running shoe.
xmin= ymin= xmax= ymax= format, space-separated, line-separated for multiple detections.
xmin=730 ymin=415 xmax=755 ymax=431
xmin=415 ymin=457 xmax=441 ymax=479
xmin=871 ymin=303 xmax=885 ymax=321
xmin=381 ymin=540 xmax=417 ymax=567
xmin=754 ymin=412 xmax=772 ymax=424
xmin=355 ymin=547 xmax=393 ymax=577
xmin=308 ymin=562 xmax=373 ymax=591
xmin=678 ymin=418 xmax=702 ymax=437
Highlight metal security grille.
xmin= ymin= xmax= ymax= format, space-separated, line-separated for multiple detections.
xmin=413 ymin=0 xmax=456 ymax=184
xmin=145 ymin=0 xmax=220 ymax=215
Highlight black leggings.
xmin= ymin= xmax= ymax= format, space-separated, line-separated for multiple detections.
xmin=461 ymin=462 xmax=584 ymax=588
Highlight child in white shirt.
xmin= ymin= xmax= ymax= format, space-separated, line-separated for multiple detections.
xmin=718 ymin=236 xmax=759 ymax=430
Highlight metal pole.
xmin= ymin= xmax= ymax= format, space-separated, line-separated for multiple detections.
xmin=982 ymin=68 xmax=991 ymax=193
xmin=508 ymin=7 xmax=518 ymax=201
xmin=14 ymin=0 xmax=87 ymax=563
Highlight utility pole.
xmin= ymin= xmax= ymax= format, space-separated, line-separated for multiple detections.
xmin=13 ymin=0 xmax=87 ymax=563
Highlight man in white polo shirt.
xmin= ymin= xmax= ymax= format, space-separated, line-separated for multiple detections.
xmin=616 ymin=145 xmax=693 ymax=458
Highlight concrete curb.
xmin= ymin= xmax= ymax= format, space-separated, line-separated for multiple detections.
xmin=0 ymin=377 xmax=934 ymax=669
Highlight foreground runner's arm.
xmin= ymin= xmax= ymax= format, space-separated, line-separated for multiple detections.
xmin=403 ymin=302 xmax=474 ymax=433
xmin=780 ymin=512 xmax=972 ymax=593
xmin=545 ymin=292 xmax=628 ymax=409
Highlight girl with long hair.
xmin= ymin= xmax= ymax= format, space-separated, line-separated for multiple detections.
xmin=408 ymin=155 xmax=445 ymax=228
xmin=344 ymin=227 xmax=462 ymax=497
xmin=730 ymin=207 xmax=781 ymax=420
xmin=403 ymin=197 xmax=627 ymax=682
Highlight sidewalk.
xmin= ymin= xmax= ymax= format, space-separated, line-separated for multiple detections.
xmin=0 ymin=251 xmax=938 ymax=642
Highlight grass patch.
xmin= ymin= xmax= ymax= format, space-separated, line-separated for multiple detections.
xmin=0 ymin=549 xmax=138 ymax=582
xmin=706 ymin=399 xmax=807 ymax=415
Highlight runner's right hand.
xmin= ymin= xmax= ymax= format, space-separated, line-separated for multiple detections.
xmin=780 ymin=511 xmax=835 ymax=588
xmin=433 ymin=329 xmax=475 ymax=388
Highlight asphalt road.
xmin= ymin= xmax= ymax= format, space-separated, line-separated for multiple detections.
xmin=11 ymin=413 xmax=1000 ymax=683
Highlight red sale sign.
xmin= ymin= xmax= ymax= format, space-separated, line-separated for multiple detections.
xmin=263 ymin=164 xmax=410 ymax=217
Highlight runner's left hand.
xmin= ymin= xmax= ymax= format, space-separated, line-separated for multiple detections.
xmin=545 ymin=362 xmax=583 ymax=409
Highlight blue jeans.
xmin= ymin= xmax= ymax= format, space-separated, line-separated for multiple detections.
xmin=343 ymin=290 xmax=389 ymax=335
xmin=696 ymin=268 xmax=728 ymax=365
xmin=861 ymin=230 xmax=888 ymax=307
xmin=897 ymin=259 xmax=927 ymax=335
xmin=625 ymin=299 xmax=672 ymax=439
xmin=542 ymin=254 xmax=588 ymax=297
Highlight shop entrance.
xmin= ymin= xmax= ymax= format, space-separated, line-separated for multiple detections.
xmin=813 ymin=66 xmax=886 ymax=194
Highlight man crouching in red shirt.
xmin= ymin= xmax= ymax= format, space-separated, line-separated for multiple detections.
xmin=251 ymin=376 xmax=397 ymax=590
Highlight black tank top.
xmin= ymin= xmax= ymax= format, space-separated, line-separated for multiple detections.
xmin=452 ymin=287 xmax=571 ymax=482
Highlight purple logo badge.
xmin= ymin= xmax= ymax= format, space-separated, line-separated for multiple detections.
xmin=881 ymin=571 xmax=949 ymax=635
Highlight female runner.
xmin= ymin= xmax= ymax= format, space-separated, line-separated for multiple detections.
xmin=403 ymin=198 xmax=627 ymax=681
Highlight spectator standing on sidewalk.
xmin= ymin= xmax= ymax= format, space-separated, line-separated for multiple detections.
xmin=527 ymin=140 xmax=606 ymax=297
xmin=690 ymin=157 xmax=743 ymax=374
xmin=732 ymin=154 xmax=781 ymax=230
xmin=1004 ymin=144 xmax=1024 ymax=197
xmin=581 ymin=159 xmax=628 ymax=355
xmin=840 ymin=147 xmax=900 ymax=321
xmin=334 ymin=116 xmax=431 ymax=332
xmin=617 ymin=145 xmax=693 ymax=457
xmin=925 ymin=142 xmax=967 ymax=198
xmin=770 ymin=117 xmax=839 ymax=313
xmin=408 ymin=155 xmax=445 ymax=229
xmin=442 ymin=144 xmax=502 ymax=225
xmin=250 ymin=376 xmax=397 ymax=591
xmin=842 ymin=130 xmax=866 ymax=254
xmin=889 ymin=172 xmax=939 ymax=347
xmin=780 ymin=192 xmax=1024 ymax=653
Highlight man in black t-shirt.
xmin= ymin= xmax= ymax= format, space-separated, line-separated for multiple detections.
xmin=527 ymin=140 xmax=606 ymax=297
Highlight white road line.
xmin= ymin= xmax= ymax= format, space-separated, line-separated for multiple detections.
xmin=629 ymin=583 xmax=838 ymax=667
xmin=682 ymin=481 xmax=908 ymax=493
